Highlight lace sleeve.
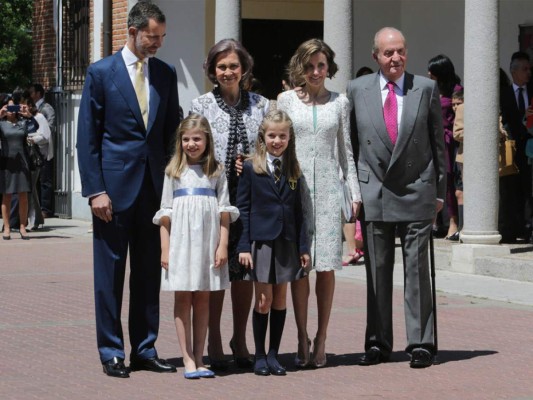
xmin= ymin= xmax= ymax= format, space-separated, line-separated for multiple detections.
xmin=337 ymin=95 xmax=361 ymax=202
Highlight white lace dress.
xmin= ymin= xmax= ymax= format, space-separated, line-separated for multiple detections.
xmin=277 ymin=90 xmax=361 ymax=271
xmin=153 ymin=165 xmax=240 ymax=291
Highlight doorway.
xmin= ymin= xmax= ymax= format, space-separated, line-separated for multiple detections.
xmin=242 ymin=19 xmax=323 ymax=100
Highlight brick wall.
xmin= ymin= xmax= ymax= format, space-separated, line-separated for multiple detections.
xmin=112 ymin=0 xmax=129 ymax=53
xmin=33 ymin=0 xmax=57 ymax=89
xmin=31 ymin=0 xmax=131 ymax=90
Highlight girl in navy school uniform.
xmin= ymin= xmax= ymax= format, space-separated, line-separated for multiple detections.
xmin=237 ymin=109 xmax=311 ymax=376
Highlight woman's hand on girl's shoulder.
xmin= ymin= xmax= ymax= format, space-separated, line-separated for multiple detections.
xmin=235 ymin=154 xmax=244 ymax=176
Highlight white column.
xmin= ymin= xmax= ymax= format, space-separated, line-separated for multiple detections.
xmin=460 ymin=0 xmax=500 ymax=245
xmin=215 ymin=0 xmax=241 ymax=42
xmin=323 ymin=0 xmax=353 ymax=93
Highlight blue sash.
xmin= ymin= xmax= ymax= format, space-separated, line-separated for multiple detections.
xmin=173 ymin=188 xmax=216 ymax=198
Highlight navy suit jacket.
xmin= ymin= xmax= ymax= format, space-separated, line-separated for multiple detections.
xmin=236 ymin=160 xmax=309 ymax=255
xmin=77 ymin=50 xmax=179 ymax=211
xmin=501 ymin=84 xmax=532 ymax=140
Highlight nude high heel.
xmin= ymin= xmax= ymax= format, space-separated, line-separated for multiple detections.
xmin=294 ymin=338 xmax=311 ymax=368
xmin=311 ymin=337 xmax=327 ymax=368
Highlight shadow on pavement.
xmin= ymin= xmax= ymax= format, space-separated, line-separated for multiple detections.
xmin=433 ymin=349 xmax=498 ymax=364
xmin=22 ymin=235 xmax=72 ymax=239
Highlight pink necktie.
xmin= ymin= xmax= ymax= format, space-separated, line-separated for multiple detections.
xmin=384 ymin=81 xmax=398 ymax=145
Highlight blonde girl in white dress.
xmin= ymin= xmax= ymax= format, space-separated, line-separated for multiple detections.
xmin=153 ymin=114 xmax=239 ymax=379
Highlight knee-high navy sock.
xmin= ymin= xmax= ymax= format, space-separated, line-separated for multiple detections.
xmin=253 ymin=310 xmax=269 ymax=359
xmin=267 ymin=308 xmax=286 ymax=363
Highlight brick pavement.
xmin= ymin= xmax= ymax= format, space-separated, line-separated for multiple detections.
xmin=1 ymin=219 xmax=533 ymax=400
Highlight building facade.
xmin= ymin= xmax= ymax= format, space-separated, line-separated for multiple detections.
xmin=32 ymin=0 xmax=533 ymax=248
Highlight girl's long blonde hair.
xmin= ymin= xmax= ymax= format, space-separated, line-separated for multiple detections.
xmin=250 ymin=109 xmax=301 ymax=181
xmin=165 ymin=113 xmax=221 ymax=178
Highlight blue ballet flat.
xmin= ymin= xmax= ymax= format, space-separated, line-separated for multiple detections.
xmin=183 ymin=370 xmax=201 ymax=379
xmin=197 ymin=368 xmax=215 ymax=378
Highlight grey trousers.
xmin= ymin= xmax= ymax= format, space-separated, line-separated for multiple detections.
xmin=362 ymin=219 xmax=435 ymax=355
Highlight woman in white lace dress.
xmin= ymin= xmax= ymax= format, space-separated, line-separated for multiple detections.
xmin=190 ymin=39 xmax=270 ymax=369
xmin=277 ymin=39 xmax=361 ymax=368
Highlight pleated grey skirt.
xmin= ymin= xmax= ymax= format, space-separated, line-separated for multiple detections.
xmin=245 ymin=236 xmax=307 ymax=284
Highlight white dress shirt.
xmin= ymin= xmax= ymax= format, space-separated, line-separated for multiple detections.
xmin=122 ymin=45 xmax=150 ymax=115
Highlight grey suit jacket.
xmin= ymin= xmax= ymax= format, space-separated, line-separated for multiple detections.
xmin=347 ymin=72 xmax=445 ymax=222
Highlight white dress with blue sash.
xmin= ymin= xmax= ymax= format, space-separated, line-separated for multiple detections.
xmin=153 ymin=165 xmax=239 ymax=291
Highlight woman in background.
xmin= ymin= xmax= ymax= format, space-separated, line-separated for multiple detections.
xmin=0 ymin=96 xmax=32 ymax=240
xmin=428 ymin=54 xmax=462 ymax=241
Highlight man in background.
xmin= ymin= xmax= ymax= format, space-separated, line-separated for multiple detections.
xmin=29 ymin=83 xmax=55 ymax=218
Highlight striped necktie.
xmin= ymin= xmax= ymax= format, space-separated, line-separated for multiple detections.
xmin=273 ymin=158 xmax=282 ymax=188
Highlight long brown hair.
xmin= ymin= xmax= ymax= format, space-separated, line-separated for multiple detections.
xmin=250 ymin=109 xmax=301 ymax=181
xmin=165 ymin=113 xmax=221 ymax=178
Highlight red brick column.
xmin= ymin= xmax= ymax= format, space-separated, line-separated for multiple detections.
xmin=32 ymin=0 xmax=56 ymax=88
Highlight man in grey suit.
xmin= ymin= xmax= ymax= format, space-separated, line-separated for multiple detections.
xmin=347 ymin=27 xmax=445 ymax=368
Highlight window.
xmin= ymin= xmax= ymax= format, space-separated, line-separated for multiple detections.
xmin=62 ymin=0 xmax=89 ymax=89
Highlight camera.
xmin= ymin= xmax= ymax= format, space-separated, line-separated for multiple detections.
xmin=7 ymin=104 xmax=21 ymax=113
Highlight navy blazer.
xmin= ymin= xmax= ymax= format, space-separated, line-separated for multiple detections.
xmin=236 ymin=160 xmax=309 ymax=255
xmin=77 ymin=50 xmax=180 ymax=211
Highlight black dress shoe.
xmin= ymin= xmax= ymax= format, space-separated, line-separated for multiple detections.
xmin=102 ymin=357 xmax=129 ymax=378
xmin=358 ymin=346 xmax=389 ymax=366
xmin=209 ymin=358 xmax=229 ymax=371
xmin=445 ymin=231 xmax=460 ymax=241
xmin=254 ymin=358 xmax=270 ymax=376
xmin=130 ymin=356 xmax=177 ymax=373
xmin=267 ymin=358 xmax=286 ymax=376
xmin=230 ymin=339 xmax=254 ymax=369
xmin=410 ymin=348 xmax=433 ymax=368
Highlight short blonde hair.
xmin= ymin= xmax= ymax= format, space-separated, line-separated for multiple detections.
xmin=203 ymin=39 xmax=255 ymax=89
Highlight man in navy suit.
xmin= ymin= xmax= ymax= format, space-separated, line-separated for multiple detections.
xmin=500 ymin=52 xmax=532 ymax=242
xmin=77 ymin=2 xmax=180 ymax=378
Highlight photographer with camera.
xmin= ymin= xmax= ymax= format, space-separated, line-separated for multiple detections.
xmin=0 ymin=94 xmax=34 ymax=240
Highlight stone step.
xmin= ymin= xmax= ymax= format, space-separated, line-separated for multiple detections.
xmin=346 ymin=236 xmax=533 ymax=283
xmin=429 ymin=239 xmax=533 ymax=283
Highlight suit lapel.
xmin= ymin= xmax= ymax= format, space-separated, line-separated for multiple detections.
xmin=364 ymin=74 xmax=394 ymax=154
xmin=110 ymin=51 xmax=146 ymax=131
xmin=147 ymin=58 xmax=161 ymax=135
xmin=389 ymin=73 xmax=421 ymax=168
